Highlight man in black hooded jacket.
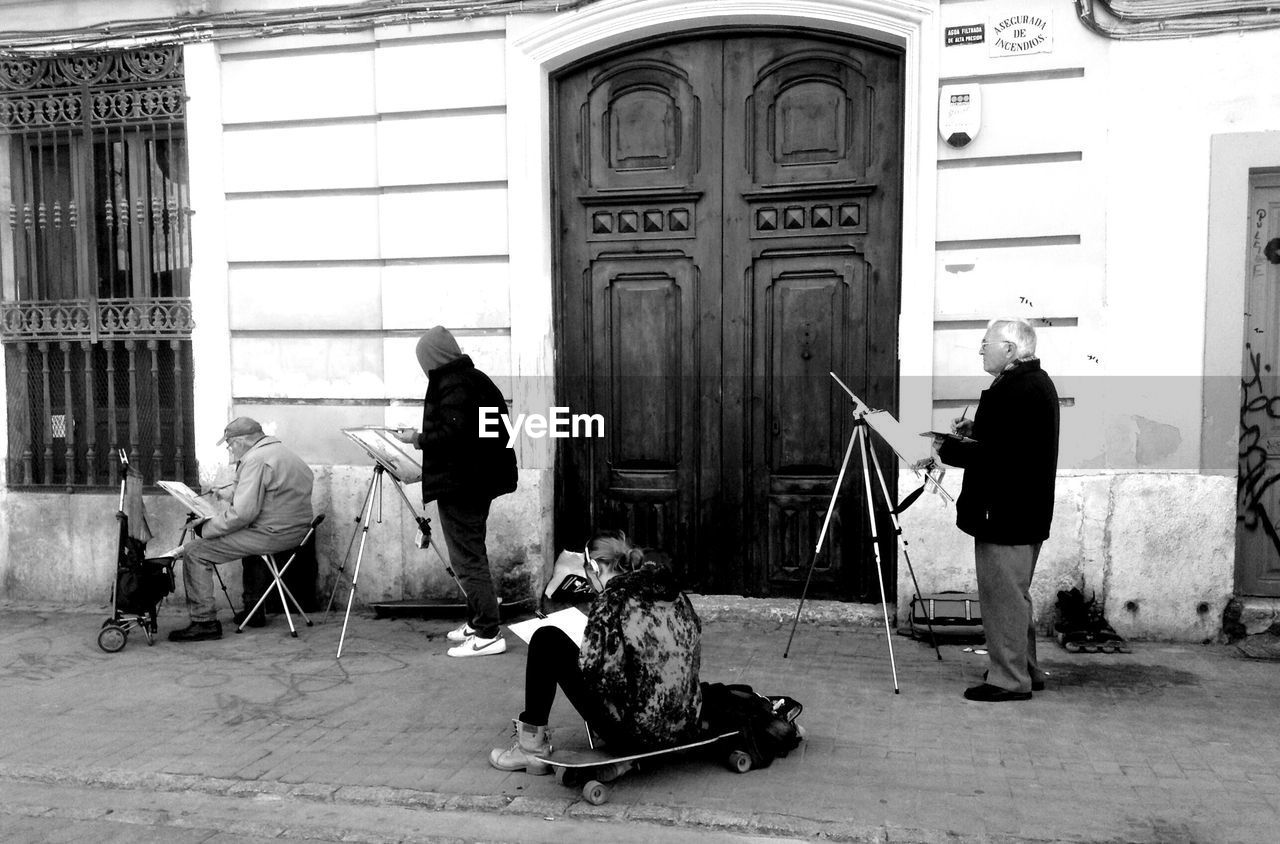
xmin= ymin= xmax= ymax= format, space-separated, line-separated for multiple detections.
xmin=395 ymin=325 xmax=517 ymax=657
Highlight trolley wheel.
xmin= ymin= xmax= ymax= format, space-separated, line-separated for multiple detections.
xmin=101 ymin=618 xmax=116 ymax=628
xmin=728 ymin=750 xmax=753 ymax=773
xmin=582 ymin=780 xmax=610 ymax=805
xmin=97 ymin=624 xmax=127 ymax=653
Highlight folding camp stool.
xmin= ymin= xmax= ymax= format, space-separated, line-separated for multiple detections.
xmin=236 ymin=515 xmax=325 ymax=637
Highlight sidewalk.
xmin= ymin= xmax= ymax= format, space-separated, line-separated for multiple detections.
xmin=0 ymin=600 xmax=1276 ymax=843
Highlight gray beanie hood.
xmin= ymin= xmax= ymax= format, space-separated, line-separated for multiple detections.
xmin=415 ymin=325 xmax=463 ymax=374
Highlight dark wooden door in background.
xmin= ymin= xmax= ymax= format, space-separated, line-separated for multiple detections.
xmin=554 ymin=33 xmax=903 ymax=599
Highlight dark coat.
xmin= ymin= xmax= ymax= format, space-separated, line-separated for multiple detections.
xmin=414 ymin=355 xmax=518 ymax=504
xmin=938 ymin=359 xmax=1060 ymax=545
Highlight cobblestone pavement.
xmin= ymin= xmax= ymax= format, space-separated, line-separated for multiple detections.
xmin=0 ymin=602 xmax=1276 ymax=843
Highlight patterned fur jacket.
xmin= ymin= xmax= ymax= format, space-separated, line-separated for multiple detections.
xmin=578 ymin=562 xmax=702 ymax=749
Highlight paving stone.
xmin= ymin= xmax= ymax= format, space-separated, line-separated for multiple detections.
xmin=2 ymin=605 xmax=1279 ymax=842
xmin=501 ymin=795 xmax=574 ymax=817
xmin=622 ymin=802 xmax=680 ymax=825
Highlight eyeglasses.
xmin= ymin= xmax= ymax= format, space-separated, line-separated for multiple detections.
xmin=979 ymin=340 xmax=1013 ymax=352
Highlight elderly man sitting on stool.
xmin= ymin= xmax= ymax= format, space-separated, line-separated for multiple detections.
xmin=169 ymin=417 xmax=315 ymax=643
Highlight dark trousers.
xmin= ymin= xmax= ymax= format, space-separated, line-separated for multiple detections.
xmin=521 ymin=627 xmax=619 ymax=743
xmin=975 ymin=540 xmax=1045 ymax=693
xmin=436 ymin=493 xmax=500 ymax=639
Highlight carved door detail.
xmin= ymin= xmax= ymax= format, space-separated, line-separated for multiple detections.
xmin=554 ymin=34 xmax=903 ymax=599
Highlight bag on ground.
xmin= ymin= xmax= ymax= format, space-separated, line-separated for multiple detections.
xmin=698 ymin=682 xmax=802 ymax=769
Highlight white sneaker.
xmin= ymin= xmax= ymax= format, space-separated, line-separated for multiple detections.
xmin=448 ymin=634 xmax=507 ymax=658
xmin=446 ymin=623 xmax=476 ymax=643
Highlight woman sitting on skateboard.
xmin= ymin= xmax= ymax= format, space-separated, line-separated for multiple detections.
xmin=490 ymin=530 xmax=702 ymax=774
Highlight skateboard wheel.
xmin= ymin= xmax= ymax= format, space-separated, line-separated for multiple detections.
xmin=728 ymin=750 xmax=752 ymax=773
xmin=556 ymin=766 xmax=587 ymax=788
xmin=582 ymin=780 xmax=610 ymax=805
xmin=97 ymin=624 xmax=127 ymax=653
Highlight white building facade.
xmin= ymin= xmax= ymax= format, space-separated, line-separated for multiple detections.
xmin=0 ymin=0 xmax=1276 ymax=641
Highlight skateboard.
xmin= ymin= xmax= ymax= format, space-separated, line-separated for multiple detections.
xmin=536 ymin=730 xmax=748 ymax=805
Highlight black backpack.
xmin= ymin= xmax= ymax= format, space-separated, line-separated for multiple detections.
xmin=698 ymin=682 xmax=803 ymax=769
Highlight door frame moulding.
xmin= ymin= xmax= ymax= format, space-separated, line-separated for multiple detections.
xmin=505 ymin=0 xmax=939 ymax=580
xmin=506 ymin=0 xmax=941 ymax=470
xmin=1203 ymin=131 xmax=1280 ymax=479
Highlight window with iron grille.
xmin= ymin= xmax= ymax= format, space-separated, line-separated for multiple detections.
xmin=0 ymin=47 xmax=196 ymax=488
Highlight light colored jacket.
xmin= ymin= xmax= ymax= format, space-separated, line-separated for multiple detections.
xmin=202 ymin=436 xmax=313 ymax=540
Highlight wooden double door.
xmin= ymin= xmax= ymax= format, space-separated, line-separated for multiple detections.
xmin=553 ymin=32 xmax=904 ymax=599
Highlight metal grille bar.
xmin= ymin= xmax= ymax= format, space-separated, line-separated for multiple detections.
xmin=4 ymin=338 xmax=197 ymax=486
xmin=0 ymin=49 xmax=184 ymax=133
xmin=1 ymin=46 xmax=195 ymax=487
xmin=0 ymin=297 xmax=193 ymax=340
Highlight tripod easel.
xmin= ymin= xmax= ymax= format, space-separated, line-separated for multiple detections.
xmin=783 ymin=373 xmax=951 ymax=692
xmin=323 ymin=462 xmax=467 ymax=659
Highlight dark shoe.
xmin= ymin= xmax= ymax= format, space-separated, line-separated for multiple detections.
xmin=984 ymin=670 xmax=1045 ymax=692
xmin=964 ymin=683 xmax=1031 ymax=702
xmin=233 ymin=609 xmax=267 ymax=628
xmin=168 ymin=621 xmax=222 ymax=642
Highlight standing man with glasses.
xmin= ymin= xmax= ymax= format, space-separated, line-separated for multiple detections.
xmin=168 ymin=417 xmax=315 ymax=642
xmin=931 ymin=319 xmax=1060 ymax=701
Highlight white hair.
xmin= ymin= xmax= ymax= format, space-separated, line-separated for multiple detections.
xmin=987 ymin=318 xmax=1037 ymax=360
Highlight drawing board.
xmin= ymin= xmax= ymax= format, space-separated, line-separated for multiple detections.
xmin=341 ymin=427 xmax=423 ymax=484
xmin=156 ymin=480 xmax=219 ymax=520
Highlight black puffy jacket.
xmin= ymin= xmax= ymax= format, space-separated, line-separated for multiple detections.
xmin=415 ymin=355 xmax=518 ymax=503
xmin=938 ymin=359 xmax=1059 ymax=545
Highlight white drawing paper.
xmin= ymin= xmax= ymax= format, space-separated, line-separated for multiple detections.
xmin=507 ymin=607 xmax=589 ymax=647
xmin=863 ymin=410 xmax=933 ymax=465
xmin=156 ymin=480 xmax=219 ymax=520
xmin=341 ymin=426 xmax=423 ymax=484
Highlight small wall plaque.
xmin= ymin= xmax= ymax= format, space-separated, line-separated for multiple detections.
xmin=945 ymin=24 xmax=985 ymax=46
xmin=988 ymin=10 xmax=1053 ymax=57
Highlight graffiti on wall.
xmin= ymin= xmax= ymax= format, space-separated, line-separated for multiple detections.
xmin=1239 ymin=344 xmax=1280 ymax=556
